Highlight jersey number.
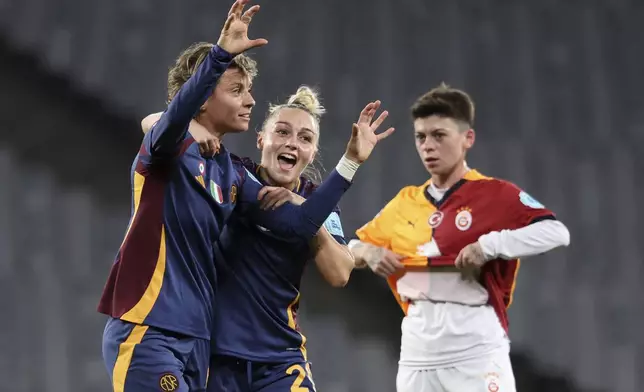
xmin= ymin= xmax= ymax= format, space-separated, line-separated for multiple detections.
xmin=286 ymin=364 xmax=311 ymax=392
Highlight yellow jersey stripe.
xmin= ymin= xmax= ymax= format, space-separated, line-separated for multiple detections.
xmin=121 ymin=226 xmax=168 ymax=323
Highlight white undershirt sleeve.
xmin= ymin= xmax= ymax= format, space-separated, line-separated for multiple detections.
xmin=478 ymin=219 xmax=570 ymax=260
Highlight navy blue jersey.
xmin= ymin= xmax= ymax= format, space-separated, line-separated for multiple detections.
xmin=212 ymin=158 xmax=347 ymax=362
xmin=98 ymin=45 xmax=353 ymax=340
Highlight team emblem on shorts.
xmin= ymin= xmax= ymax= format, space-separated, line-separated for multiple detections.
xmin=485 ymin=371 xmax=500 ymax=392
xmin=455 ymin=207 xmax=473 ymax=231
xmin=428 ymin=211 xmax=444 ymax=228
xmin=198 ymin=162 xmax=205 ymax=175
xmin=159 ymin=373 xmax=179 ymax=391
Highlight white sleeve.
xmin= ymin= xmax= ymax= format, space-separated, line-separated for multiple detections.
xmin=478 ymin=219 xmax=570 ymax=260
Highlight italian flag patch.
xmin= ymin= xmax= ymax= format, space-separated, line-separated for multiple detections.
xmin=210 ymin=180 xmax=224 ymax=204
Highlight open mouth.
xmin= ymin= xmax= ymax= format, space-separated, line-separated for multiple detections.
xmin=238 ymin=113 xmax=251 ymax=120
xmin=424 ymin=157 xmax=439 ymax=165
xmin=277 ymin=153 xmax=297 ymax=170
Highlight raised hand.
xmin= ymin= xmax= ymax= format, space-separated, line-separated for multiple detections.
xmin=217 ymin=0 xmax=268 ymax=55
xmin=344 ymin=101 xmax=395 ymax=164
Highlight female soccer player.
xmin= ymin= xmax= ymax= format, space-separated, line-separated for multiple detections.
xmin=98 ymin=1 xmax=393 ymax=391
xmin=142 ymin=87 xmax=375 ymax=391
xmin=350 ymin=84 xmax=571 ymax=392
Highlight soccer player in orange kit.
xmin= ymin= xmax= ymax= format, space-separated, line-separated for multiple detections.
xmin=350 ymin=84 xmax=570 ymax=392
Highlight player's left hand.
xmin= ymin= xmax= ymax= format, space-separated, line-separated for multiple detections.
xmin=454 ymin=242 xmax=487 ymax=270
xmin=258 ymin=187 xmax=306 ymax=210
xmin=217 ymin=0 xmax=268 ymax=55
xmin=344 ymin=101 xmax=395 ymax=164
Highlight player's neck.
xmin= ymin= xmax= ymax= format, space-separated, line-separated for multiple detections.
xmin=432 ymin=162 xmax=469 ymax=189
xmin=258 ymin=166 xmax=298 ymax=191
xmin=195 ymin=116 xmax=224 ymax=140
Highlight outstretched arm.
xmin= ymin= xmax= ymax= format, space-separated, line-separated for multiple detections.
xmin=238 ymin=100 xmax=395 ymax=239
xmin=145 ymin=46 xmax=233 ymax=158
xmin=144 ymin=0 xmax=266 ymax=159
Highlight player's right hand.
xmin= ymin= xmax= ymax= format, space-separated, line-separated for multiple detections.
xmin=188 ymin=120 xmax=220 ymax=157
xmin=217 ymin=0 xmax=268 ymax=55
xmin=353 ymin=242 xmax=404 ymax=278
xmin=369 ymin=248 xmax=405 ymax=278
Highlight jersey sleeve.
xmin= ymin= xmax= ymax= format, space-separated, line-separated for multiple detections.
xmin=354 ymin=189 xmax=404 ymax=249
xmin=236 ymin=167 xmax=352 ymax=240
xmin=500 ymin=181 xmax=556 ymax=227
xmin=142 ymin=46 xmax=233 ymax=161
xmin=323 ymin=207 xmax=346 ymax=245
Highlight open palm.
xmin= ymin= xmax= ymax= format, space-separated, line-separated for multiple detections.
xmin=345 ymin=101 xmax=395 ymax=164
xmin=217 ymin=0 xmax=268 ymax=55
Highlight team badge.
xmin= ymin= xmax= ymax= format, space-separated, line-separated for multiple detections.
xmin=159 ymin=373 xmax=178 ymax=391
xmin=198 ymin=162 xmax=205 ymax=175
xmin=230 ymin=184 xmax=237 ymax=204
xmin=455 ymin=207 xmax=472 ymax=231
xmin=210 ymin=180 xmax=224 ymax=204
xmin=428 ymin=211 xmax=444 ymax=228
xmin=484 ymin=372 xmax=500 ymax=392
xmin=519 ymin=190 xmax=544 ymax=209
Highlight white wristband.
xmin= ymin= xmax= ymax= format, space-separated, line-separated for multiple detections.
xmin=335 ymin=155 xmax=361 ymax=182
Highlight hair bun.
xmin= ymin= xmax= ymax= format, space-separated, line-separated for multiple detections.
xmin=286 ymin=85 xmax=326 ymax=118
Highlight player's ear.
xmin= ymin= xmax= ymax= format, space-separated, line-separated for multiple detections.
xmin=310 ymin=146 xmax=319 ymax=165
xmin=464 ymin=128 xmax=475 ymax=149
xmin=256 ymin=132 xmax=264 ymax=150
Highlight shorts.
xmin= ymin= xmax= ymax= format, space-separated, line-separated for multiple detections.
xmin=396 ymin=350 xmax=516 ymax=392
xmin=207 ymin=355 xmax=316 ymax=392
xmin=102 ymin=317 xmax=210 ymax=392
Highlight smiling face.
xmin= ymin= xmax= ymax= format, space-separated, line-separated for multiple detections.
xmin=257 ymin=107 xmax=319 ymax=188
xmin=200 ymin=67 xmax=255 ymax=134
xmin=166 ymin=43 xmax=259 ymax=136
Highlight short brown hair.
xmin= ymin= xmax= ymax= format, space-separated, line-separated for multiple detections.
xmin=411 ymin=83 xmax=475 ymax=128
xmin=166 ymin=42 xmax=259 ymax=104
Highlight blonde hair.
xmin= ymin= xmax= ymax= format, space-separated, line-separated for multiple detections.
xmin=166 ymin=42 xmax=258 ymax=104
xmin=261 ymin=85 xmax=326 ymax=183
xmin=267 ymin=85 xmax=325 ymax=124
